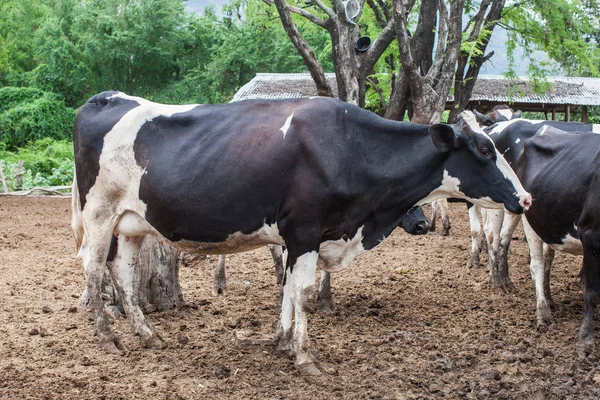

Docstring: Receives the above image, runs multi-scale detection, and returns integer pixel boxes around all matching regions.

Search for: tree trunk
[137,235,185,312]
[329,19,361,105]
[103,235,185,315]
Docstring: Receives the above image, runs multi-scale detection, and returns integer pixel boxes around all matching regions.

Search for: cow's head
[474,105,521,126]
[399,206,429,235]
[428,111,531,214]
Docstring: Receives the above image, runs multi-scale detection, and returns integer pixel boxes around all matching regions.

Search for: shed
[233,73,600,122]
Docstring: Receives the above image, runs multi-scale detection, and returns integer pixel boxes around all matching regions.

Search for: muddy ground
[1,196,600,399]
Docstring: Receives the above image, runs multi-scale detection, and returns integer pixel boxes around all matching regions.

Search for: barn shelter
[233,73,600,122]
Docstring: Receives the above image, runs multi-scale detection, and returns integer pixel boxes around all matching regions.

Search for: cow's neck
[352,122,451,249]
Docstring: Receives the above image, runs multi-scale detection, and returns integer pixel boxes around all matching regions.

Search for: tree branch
[358,17,396,76]
[287,5,328,28]
[273,0,334,97]
[313,0,336,20]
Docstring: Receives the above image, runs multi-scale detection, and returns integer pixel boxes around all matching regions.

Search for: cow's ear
[513,110,522,119]
[429,124,458,152]
[474,110,493,126]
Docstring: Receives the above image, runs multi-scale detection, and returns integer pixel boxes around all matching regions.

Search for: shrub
[0,138,74,190]
[0,87,76,150]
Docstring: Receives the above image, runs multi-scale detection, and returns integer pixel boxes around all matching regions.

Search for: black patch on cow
[73,91,140,208]
[517,132,598,246]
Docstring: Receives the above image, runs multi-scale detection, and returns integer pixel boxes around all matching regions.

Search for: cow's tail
[71,173,84,252]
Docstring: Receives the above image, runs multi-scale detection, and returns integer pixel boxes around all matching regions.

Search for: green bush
[0,87,76,150]
[0,138,74,190]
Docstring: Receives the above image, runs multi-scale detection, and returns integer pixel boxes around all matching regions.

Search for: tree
[266,0,396,105]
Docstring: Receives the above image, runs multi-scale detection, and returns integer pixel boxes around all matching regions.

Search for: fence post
[16,160,23,191]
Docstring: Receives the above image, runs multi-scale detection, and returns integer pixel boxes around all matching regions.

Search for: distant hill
[184,0,561,76]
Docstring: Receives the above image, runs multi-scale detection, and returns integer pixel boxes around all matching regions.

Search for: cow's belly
[317,227,366,273]
[167,222,285,255]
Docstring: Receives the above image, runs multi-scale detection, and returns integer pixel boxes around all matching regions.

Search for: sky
[185,0,229,14]
[183,0,559,76]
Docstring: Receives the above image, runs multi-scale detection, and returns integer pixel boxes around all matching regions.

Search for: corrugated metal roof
[231,73,338,102]
[231,73,600,106]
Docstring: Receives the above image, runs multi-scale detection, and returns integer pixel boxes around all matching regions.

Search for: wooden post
[16,160,23,191]
[582,106,588,123]
[565,105,571,122]
[551,108,556,120]
[0,163,8,193]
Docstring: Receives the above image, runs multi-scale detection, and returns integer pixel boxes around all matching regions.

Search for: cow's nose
[415,221,429,234]
[520,193,532,210]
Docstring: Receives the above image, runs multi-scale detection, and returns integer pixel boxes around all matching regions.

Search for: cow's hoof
[577,336,595,358]
[317,301,336,316]
[296,362,322,376]
[536,306,553,327]
[99,335,127,355]
[441,228,450,237]
[491,278,516,294]
[141,332,166,349]
[467,257,480,269]
[212,286,226,296]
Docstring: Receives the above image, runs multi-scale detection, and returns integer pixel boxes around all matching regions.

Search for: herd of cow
[70,91,599,375]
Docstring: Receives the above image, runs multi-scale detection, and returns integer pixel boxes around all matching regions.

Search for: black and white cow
[73,91,530,374]
[480,119,600,292]
[514,128,600,354]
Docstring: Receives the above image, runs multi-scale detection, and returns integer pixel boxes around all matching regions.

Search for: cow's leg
[429,201,438,232]
[317,271,335,314]
[577,237,600,356]
[268,245,285,285]
[79,225,125,354]
[275,243,320,374]
[439,199,451,236]
[542,244,555,309]
[290,251,320,374]
[467,204,482,268]
[275,260,293,356]
[212,255,227,296]
[485,209,515,293]
[494,212,520,292]
[107,234,165,349]
[522,217,553,326]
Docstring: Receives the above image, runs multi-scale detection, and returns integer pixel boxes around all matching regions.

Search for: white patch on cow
[493,146,531,209]
[83,93,199,231]
[418,170,462,205]
[174,221,284,254]
[503,147,510,155]
[280,113,294,138]
[538,125,549,136]
[496,109,515,120]
[550,233,583,255]
[318,226,366,273]
[515,138,521,144]
[279,263,293,332]
[487,119,522,135]
[593,124,600,133]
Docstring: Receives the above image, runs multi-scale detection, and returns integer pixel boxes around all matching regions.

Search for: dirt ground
[1,197,600,399]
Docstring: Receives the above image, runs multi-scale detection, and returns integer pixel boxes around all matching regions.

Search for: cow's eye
[480,146,494,159]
